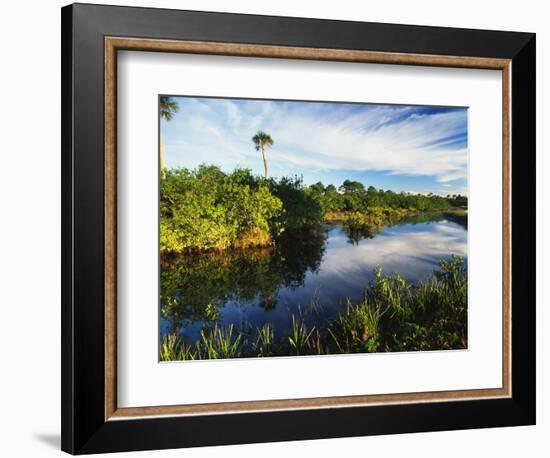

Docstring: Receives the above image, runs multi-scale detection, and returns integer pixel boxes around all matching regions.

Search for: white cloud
[163,98,468,188]
[269,107,467,181]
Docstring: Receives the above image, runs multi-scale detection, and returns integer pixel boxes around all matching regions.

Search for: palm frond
[160,96,179,121]
[252,130,274,148]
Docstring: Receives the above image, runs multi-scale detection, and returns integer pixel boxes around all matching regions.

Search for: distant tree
[321,184,343,212]
[339,180,365,195]
[309,182,326,194]
[252,131,274,178]
[338,180,366,211]
[159,96,179,178]
[366,186,380,207]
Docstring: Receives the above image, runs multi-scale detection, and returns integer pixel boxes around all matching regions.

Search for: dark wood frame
[62,3,536,454]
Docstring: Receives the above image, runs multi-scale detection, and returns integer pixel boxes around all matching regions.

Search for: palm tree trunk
[160,136,165,179]
[261,144,268,178]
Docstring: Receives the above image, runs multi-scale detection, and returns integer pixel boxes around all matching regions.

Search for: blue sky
[161,96,468,196]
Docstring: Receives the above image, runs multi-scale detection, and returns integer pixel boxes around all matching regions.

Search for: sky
[161,96,468,196]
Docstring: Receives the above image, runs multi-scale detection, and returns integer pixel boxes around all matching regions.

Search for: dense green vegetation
[160,166,284,252]
[160,255,467,360]
[160,165,467,253]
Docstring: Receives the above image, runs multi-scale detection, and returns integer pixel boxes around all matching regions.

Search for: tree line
[307,179,467,214]
[160,165,467,253]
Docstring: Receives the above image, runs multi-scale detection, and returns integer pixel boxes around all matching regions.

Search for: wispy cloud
[162,97,468,195]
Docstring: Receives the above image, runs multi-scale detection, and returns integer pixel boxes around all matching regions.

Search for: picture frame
[61,3,536,454]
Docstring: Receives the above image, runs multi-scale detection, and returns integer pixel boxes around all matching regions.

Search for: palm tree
[252,131,274,179]
[159,96,179,177]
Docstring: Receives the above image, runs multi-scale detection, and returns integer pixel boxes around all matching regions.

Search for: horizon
[161,96,468,197]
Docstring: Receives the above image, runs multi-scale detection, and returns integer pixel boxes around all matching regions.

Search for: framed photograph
[61,3,536,454]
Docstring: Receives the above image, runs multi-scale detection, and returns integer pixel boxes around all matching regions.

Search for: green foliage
[288,315,317,355]
[367,267,412,317]
[159,96,179,121]
[204,303,220,323]
[198,324,244,359]
[269,176,324,231]
[160,256,468,360]
[160,324,245,362]
[160,165,466,254]
[327,255,467,354]
[328,299,383,354]
[160,166,283,252]
[372,255,468,352]
[309,181,466,214]
[446,194,468,208]
[252,131,274,150]
[160,334,197,361]
[321,184,344,212]
[253,323,275,357]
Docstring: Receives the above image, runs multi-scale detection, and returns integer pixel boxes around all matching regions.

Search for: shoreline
[160,208,468,255]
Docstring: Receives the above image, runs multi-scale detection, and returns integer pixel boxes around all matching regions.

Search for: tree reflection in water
[160,229,327,334]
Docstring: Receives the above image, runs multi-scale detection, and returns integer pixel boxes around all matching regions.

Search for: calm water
[160,212,467,344]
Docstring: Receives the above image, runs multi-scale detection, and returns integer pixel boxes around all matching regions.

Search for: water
[160,212,467,344]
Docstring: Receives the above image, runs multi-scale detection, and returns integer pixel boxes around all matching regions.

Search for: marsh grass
[328,299,383,354]
[253,323,275,357]
[160,334,197,361]
[288,315,317,355]
[159,256,467,361]
[199,324,244,359]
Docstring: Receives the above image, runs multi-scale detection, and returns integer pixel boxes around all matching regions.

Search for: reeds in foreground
[160,255,467,361]
[253,323,275,357]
